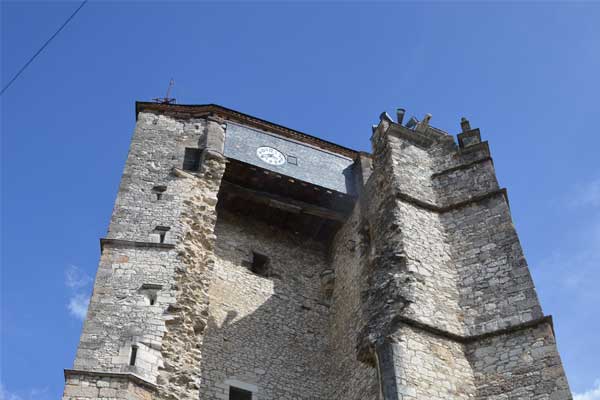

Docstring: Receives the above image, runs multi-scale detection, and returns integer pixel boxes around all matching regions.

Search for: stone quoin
[62,102,572,400]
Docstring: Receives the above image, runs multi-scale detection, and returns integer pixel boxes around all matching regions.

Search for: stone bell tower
[62,102,571,400]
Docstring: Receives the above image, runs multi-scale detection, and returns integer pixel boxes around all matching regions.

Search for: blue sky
[1,1,599,399]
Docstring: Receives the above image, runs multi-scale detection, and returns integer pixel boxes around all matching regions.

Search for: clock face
[256,146,286,166]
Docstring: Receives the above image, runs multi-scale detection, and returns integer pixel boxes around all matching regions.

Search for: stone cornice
[64,369,158,391]
[100,238,175,253]
[386,124,435,148]
[395,188,508,213]
[431,157,494,179]
[392,315,555,344]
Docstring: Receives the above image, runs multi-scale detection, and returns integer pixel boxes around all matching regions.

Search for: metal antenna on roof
[153,79,176,104]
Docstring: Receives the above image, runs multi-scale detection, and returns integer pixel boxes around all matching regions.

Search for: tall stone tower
[62,103,572,400]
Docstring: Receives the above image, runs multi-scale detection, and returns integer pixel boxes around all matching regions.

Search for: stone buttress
[357,113,572,399]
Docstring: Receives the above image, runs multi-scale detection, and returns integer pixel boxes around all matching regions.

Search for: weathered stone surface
[356,118,571,399]
[328,207,380,400]
[63,107,572,400]
[199,211,332,399]
[156,151,226,400]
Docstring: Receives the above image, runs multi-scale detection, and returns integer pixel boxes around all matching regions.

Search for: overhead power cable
[1,0,88,96]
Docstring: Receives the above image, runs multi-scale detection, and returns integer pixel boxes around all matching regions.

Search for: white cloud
[65,265,92,320]
[0,383,22,400]
[0,383,48,400]
[68,293,90,320]
[543,178,600,294]
[65,265,92,289]
[575,380,600,400]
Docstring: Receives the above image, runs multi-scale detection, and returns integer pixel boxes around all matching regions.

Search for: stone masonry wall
[358,118,572,399]
[157,152,226,400]
[199,210,332,400]
[395,199,464,335]
[358,123,465,359]
[443,195,544,336]
[71,112,207,379]
[432,158,499,206]
[72,244,178,379]
[63,372,154,400]
[65,107,572,400]
[467,323,571,400]
[328,206,380,400]
[386,325,476,399]
[64,112,226,400]
[107,112,208,242]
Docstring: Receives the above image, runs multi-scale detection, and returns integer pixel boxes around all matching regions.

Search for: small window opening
[149,294,156,305]
[152,185,167,200]
[129,345,138,366]
[229,387,252,400]
[287,155,298,165]
[251,252,270,277]
[183,148,202,171]
[155,226,170,244]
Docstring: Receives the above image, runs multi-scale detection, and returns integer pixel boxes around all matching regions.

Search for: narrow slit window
[251,252,270,277]
[155,226,170,244]
[229,387,252,400]
[152,185,167,200]
[129,345,138,366]
[183,148,202,171]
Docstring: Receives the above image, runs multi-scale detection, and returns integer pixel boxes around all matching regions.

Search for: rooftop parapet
[372,108,490,153]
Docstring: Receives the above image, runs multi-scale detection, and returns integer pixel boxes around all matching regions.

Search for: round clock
[256,146,286,166]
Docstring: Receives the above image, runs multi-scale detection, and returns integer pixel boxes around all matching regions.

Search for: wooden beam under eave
[219,181,347,223]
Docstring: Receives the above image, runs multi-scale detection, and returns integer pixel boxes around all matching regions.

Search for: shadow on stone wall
[197,211,334,400]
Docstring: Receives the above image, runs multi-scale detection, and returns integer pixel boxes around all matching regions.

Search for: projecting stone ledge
[390,314,556,344]
[394,187,509,213]
[99,238,176,253]
[64,369,158,389]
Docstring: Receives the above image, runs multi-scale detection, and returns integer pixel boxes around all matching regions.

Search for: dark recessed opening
[251,252,270,277]
[149,294,156,305]
[183,148,202,171]
[155,226,170,244]
[129,345,138,366]
[229,387,252,400]
[153,185,167,200]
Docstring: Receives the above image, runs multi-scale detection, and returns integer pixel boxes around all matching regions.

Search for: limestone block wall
[199,211,332,400]
[443,196,544,335]
[359,122,465,360]
[63,371,154,400]
[382,325,476,399]
[385,136,437,204]
[394,200,463,334]
[157,153,226,400]
[359,117,572,399]
[72,244,178,377]
[107,112,207,242]
[71,112,206,378]
[328,207,379,400]
[467,323,571,399]
[64,106,572,400]
[64,112,227,400]
[432,158,499,206]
